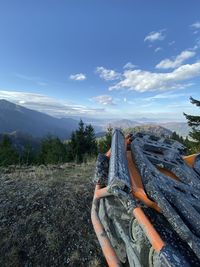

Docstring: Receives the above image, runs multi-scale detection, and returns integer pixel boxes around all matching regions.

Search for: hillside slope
[0,99,78,139]
[160,122,189,137]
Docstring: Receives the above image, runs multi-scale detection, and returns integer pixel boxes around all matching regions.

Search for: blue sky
[0,0,200,121]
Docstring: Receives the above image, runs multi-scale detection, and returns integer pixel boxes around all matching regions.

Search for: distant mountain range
[103,119,189,137]
[0,100,190,139]
[159,122,190,138]
[124,125,172,137]
[0,99,80,139]
[107,119,141,129]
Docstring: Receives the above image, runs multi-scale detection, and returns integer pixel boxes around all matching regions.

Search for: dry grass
[0,162,106,267]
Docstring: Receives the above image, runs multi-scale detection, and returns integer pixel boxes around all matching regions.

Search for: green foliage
[183,97,200,153]
[97,126,113,153]
[0,120,98,165]
[67,120,97,163]
[184,137,199,154]
[184,97,200,143]
[0,135,19,166]
[85,124,98,155]
[38,136,67,164]
[20,143,36,165]
[170,131,199,155]
[171,131,184,144]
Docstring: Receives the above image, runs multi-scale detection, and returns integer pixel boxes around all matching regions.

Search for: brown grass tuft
[0,161,106,266]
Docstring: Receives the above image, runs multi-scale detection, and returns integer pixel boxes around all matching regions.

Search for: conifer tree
[39,136,67,164]
[171,131,184,144]
[68,120,97,163]
[0,135,19,166]
[66,132,76,161]
[105,125,113,147]
[74,120,86,163]
[85,124,97,156]
[21,143,36,165]
[184,97,200,143]
[98,125,113,153]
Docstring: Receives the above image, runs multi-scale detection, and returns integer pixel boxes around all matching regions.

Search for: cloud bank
[156,50,196,69]
[0,91,104,117]
[109,62,200,92]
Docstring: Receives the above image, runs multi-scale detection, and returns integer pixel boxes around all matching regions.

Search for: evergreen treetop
[184,96,200,145]
[68,120,97,163]
[0,135,19,166]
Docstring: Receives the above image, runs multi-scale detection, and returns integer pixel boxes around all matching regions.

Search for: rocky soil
[0,162,106,267]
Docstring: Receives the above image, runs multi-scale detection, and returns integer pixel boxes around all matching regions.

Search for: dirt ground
[0,162,106,267]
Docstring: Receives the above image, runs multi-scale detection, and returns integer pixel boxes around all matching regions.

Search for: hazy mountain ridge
[103,119,188,137]
[0,100,189,140]
[159,122,190,138]
[108,119,142,129]
[124,125,172,137]
[0,99,79,139]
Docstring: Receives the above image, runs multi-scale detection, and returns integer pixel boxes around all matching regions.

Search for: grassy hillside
[0,162,105,267]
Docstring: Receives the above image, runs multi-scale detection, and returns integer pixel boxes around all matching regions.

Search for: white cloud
[144,30,165,42]
[123,62,137,69]
[154,47,162,53]
[156,50,196,69]
[191,21,200,29]
[96,66,121,81]
[92,95,115,105]
[0,90,104,117]
[69,73,86,81]
[109,61,200,92]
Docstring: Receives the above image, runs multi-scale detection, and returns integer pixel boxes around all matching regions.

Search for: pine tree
[66,132,76,161]
[39,136,67,164]
[184,97,200,152]
[85,124,97,156]
[171,131,184,144]
[21,143,36,165]
[0,135,19,166]
[184,97,200,142]
[98,126,113,153]
[74,120,86,163]
[67,120,97,163]
[105,125,113,147]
